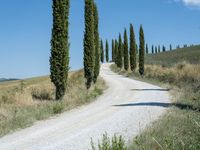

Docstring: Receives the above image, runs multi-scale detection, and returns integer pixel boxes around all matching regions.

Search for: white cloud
[175,0,200,7]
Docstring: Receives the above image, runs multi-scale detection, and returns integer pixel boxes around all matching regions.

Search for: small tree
[146,43,148,54]
[123,28,129,70]
[106,40,109,62]
[170,44,172,51]
[129,24,137,71]
[112,39,115,62]
[83,0,95,89]
[117,34,123,68]
[93,3,100,83]
[50,0,70,100]
[155,46,158,53]
[152,45,154,54]
[139,25,145,76]
[100,40,104,63]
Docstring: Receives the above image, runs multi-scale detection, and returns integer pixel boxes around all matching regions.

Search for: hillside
[145,45,200,66]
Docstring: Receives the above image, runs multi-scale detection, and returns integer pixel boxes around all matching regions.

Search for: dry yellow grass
[0,70,106,137]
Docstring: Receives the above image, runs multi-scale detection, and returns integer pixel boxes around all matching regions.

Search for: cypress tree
[50,0,70,100]
[100,40,104,63]
[106,40,109,62]
[123,29,129,70]
[139,25,145,76]
[83,0,95,89]
[163,45,166,52]
[146,43,149,54]
[155,46,158,53]
[170,44,172,51]
[112,39,115,62]
[93,3,100,83]
[117,34,123,68]
[129,24,137,71]
[158,45,161,53]
[152,45,154,54]
[114,39,118,64]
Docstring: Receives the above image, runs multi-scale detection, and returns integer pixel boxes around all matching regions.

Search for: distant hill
[0,78,19,82]
[145,45,200,67]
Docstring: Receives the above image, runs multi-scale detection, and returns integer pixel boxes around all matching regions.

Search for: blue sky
[0,0,199,79]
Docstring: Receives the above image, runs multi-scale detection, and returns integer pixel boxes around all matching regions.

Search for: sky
[0,0,200,79]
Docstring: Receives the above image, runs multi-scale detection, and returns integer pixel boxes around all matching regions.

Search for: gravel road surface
[0,63,170,150]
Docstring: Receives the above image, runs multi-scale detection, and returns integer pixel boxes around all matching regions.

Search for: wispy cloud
[174,0,200,7]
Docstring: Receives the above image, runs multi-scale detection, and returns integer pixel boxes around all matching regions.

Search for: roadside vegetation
[0,70,106,137]
[109,46,200,149]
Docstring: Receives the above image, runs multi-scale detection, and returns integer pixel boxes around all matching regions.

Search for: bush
[31,88,53,100]
[91,133,127,150]
[53,103,64,114]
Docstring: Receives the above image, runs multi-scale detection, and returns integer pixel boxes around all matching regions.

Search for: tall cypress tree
[163,45,166,52]
[146,43,149,54]
[158,45,161,53]
[83,0,95,89]
[50,0,70,100]
[114,39,118,64]
[170,44,172,51]
[100,40,104,63]
[106,40,109,62]
[93,3,100,83]
[123,28,129,70]
[117,34,123,68]
[155,46,158,53]
[152,45,154,54]
[139,25,145,76]
[112,39,115,62]
[129,24,137,71]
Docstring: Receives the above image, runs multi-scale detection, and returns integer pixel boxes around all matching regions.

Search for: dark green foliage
[163,45,166,52]
[50,0,70,100]
[136,44,138,54]
[83,0,95,89]
[158,45,161,53]
[145,43,148,54]
[155,46,158,53]
[106,40,109,62]
[139,25,145,76]
[112,40,115,62]
[100,40,104,63]
[93,3,100,83]
[170,44,172,51]
[123,29,129,70]
[117,34,123,68]
[129,24,137,71]
[114,39,118,64]
[151,45,154,54]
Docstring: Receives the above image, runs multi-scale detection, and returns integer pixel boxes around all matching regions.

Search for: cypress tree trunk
[84,0,95,89]
[139,25,145,76]
[123,29,129,70]
[117,34,123,68]
[129,24,137,71]
[100,40,104,63]
[112,40,115,62]
[93,3,100,83]
[106,40,109,62]
[50,0,70,100]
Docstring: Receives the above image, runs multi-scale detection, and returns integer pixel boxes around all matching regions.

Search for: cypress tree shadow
[131,89,170,91]
[113,102,200,112]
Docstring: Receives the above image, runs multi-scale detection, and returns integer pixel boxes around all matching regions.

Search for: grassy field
[145,45,200,67]
[0,70,106,137]
[110,45,200,150]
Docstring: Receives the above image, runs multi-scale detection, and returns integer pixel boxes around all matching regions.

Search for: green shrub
[91,133,127,150]
[53,103,64,114]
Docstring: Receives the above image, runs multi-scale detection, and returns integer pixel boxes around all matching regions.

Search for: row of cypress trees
[111,24,145,76]
[83,0,100,89]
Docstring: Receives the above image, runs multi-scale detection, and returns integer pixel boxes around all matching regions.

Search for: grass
[109,45,200,149]
[145,45,200,67]
[0,70,106,137]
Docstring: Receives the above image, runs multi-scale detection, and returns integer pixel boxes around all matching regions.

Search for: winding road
[0,63,170,150]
